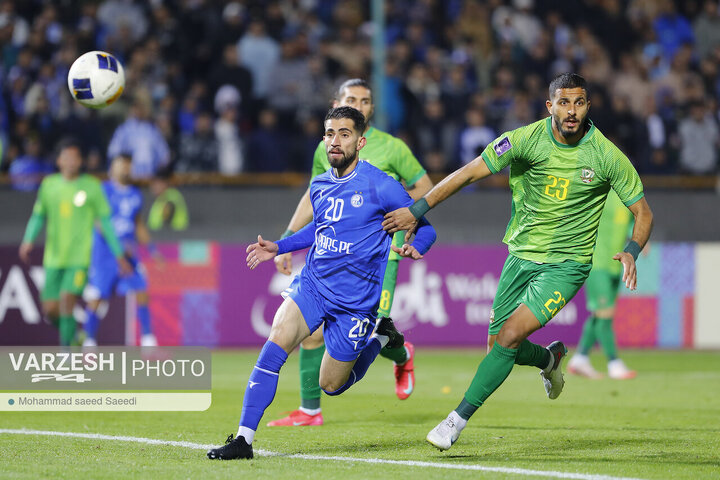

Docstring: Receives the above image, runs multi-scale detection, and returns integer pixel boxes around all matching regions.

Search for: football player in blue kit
[207,106,437,460]
[82,153,160,347]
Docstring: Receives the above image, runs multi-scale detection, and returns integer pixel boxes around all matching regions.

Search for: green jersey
[591,190,634,274]
[481,117,643,264]
[30,174,112,268]
[311,126,426,185]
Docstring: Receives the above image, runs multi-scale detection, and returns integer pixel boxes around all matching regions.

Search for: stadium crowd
[1,0,719,185]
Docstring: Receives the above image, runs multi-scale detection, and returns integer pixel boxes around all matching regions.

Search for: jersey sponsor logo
[493,137,512,157]
[315,226,353,256]
[350,193,363,208]
[73,190,87,207]
[580,167,596,184]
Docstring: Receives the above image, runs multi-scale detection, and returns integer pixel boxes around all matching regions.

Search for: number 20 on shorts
[348,317,370,339]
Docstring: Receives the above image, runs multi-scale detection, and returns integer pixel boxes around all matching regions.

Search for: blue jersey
[300,161,421,312]
[92,181,143,264]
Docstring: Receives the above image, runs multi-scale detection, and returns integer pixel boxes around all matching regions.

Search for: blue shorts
[283,273,376,362]
[85,256,148,300]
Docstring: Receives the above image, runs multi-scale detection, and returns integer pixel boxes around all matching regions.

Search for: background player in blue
[82,153,161,347]
[207,106,437,460]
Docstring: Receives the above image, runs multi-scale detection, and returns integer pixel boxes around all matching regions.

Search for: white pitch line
[0,428,646,480]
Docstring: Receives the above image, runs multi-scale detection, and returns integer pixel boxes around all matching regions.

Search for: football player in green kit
[269,79,433,426]
[383,73,654,451]
[19,140,131,346]
[568,190,637,379]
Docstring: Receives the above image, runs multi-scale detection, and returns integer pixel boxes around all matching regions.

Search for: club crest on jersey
[351,193,363,207]
[493,137,512,156]
[580,167,596,184]
[73,190,87,207]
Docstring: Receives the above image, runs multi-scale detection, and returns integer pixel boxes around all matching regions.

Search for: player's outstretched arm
[275,187,314,275]
[383,156,493,234]
[246,235,279,270]
[20,210,46,263]
[613,197,654,290]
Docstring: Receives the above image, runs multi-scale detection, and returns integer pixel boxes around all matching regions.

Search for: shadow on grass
[292,435,720,468]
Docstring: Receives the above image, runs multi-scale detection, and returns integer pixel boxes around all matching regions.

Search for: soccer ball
[67,51,125,109]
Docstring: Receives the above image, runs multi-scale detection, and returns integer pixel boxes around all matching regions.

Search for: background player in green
[568,190,637,379]
[383,73,654,451]
[270,78,434,426]
[19,139,131,346]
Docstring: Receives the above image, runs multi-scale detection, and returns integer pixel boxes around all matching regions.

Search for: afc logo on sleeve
[494,137,512,157]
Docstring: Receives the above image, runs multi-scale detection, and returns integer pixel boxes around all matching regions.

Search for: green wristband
[281,229,295,239]
[623,241,642,261]
[408,198,430,219]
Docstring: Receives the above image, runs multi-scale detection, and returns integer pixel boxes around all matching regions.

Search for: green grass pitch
[1,349,719,479]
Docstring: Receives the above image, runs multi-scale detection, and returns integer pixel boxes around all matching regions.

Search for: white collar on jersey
[328,160,364,184]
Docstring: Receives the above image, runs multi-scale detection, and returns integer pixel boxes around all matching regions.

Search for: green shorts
[584,269,621,312]
[489,255,591,335]
[42,267,88,301]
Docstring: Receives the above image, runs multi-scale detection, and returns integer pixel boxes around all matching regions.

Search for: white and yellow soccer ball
[67,51,125,109]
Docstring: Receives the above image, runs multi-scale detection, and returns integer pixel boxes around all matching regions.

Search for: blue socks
[239,341,288,436]
[84,308,99,339]
[137,304,152,335]
[323,337,382,396]
[84,303,152,340]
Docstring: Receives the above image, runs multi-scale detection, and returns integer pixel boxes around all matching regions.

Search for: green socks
[578,315,598,355]
[463,343,518,410]
[380,344,407,364]
[299,345,324,410]
[577,315,618,360]
[594,317,618,360]
[59,314,76,346]
[514,339,550,368]
[455,398,479,420]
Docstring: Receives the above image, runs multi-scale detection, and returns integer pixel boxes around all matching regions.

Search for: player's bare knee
[594,307,615,318]
[43,302,59,319]
[496,323,526,349]
[319,375,345,393]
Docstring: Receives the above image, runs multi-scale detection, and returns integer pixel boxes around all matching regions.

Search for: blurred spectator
[97,0,148,45]
[678,100,719,174]
[613,53,652,118]
[8,134,52,191]
[107,90,170,179]
[266,37,311,128]
[148,168,188,232]
[653,0,695,61]
[694,1,720,60]
[417,98,458,171]
[218,2,246,46]
[459,108,496,166]
[500,94,534,132]
[208,44,254,117]
[0,1,30,49]
[176,111,219,173]
[293,115,322,172]
[246,108,286,172]
[237,19,280,100]
[215,104,244,175]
